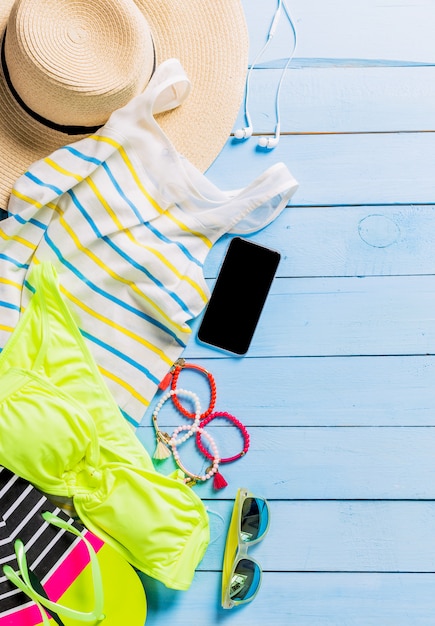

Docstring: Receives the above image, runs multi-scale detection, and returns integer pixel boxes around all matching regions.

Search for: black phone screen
[197,237,281,355]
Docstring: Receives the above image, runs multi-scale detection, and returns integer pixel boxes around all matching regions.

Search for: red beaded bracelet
[159,358,217,420]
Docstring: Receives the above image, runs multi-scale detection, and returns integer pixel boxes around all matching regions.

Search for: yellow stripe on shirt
[0,225,37,251]
[98,365,150,409]
[85,177,209,303]
[44,157,84,182]
[90,135,213,249]
[0,276,23,290]
[60,284,174,366]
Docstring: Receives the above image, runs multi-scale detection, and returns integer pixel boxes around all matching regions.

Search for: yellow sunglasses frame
[221,487,270,609]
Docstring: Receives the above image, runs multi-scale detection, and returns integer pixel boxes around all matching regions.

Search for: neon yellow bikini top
[0,263,209,591]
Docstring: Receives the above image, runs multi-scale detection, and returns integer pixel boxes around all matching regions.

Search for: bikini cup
[0,368,100,493]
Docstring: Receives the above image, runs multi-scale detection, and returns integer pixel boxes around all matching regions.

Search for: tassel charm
[153,439,172,460]
[158,371,173,390]
[213,471,228,490]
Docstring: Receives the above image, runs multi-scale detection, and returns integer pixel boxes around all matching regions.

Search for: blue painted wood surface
[137,1,435,623]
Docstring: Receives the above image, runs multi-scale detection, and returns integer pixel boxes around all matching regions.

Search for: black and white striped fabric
[0,465,83,617]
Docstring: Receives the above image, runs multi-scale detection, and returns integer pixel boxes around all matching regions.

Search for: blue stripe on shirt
[80,328,160,385]
[67,188,195,317]
[43,230,186,348]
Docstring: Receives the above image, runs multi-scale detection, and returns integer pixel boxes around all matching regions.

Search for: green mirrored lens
[230,558,261,602]
[240,497,269,542]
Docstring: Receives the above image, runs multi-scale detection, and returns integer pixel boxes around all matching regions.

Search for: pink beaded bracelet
[196,411,250,488]
[197,411,250,463]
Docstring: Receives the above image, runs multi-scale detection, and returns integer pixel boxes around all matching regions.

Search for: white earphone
[234,124,253,140]
[234,0,297,149]
[258,132,280,149]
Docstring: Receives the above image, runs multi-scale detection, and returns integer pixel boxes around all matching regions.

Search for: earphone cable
[272,0,297,141]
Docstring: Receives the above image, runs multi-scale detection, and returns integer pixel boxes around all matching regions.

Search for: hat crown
[4,0,155,127]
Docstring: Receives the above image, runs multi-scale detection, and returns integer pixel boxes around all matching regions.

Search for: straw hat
[0,0,248,209]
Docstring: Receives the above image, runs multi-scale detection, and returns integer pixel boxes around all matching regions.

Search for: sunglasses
[221,487,270,609]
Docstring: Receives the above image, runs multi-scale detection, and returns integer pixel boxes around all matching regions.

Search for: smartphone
[197,237,281,355]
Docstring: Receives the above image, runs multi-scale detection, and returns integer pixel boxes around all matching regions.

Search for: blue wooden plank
[140,355,435,427]
[233,68,435,135]
[207,133,435,206]
[141,572,435,626]
[198,500,435,572]
[138,426,435,499]
[203,205,435,278]
[243,0,435,64]
[184,276,435,358]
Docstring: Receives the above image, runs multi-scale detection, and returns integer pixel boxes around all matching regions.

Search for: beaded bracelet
[196,411,250,488]
[197,411,250,462]
[170,424,220,486]
[152,388,221,486]
[152,388,201,460]
[159,358,217,420]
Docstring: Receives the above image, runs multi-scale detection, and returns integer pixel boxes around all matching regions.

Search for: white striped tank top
[0,59,298,426]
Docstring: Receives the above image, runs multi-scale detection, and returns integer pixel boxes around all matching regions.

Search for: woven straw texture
[0,0,248,209]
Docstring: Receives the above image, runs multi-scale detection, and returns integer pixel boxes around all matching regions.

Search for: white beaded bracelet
[170,423,220,484]
[152,388,220,484]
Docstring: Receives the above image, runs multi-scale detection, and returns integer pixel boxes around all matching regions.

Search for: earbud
[234,126,253,140]
[258,122,281,149]
[258,135,280,149]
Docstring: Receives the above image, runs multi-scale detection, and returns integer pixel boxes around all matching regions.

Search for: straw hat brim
[0,0,248,210]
